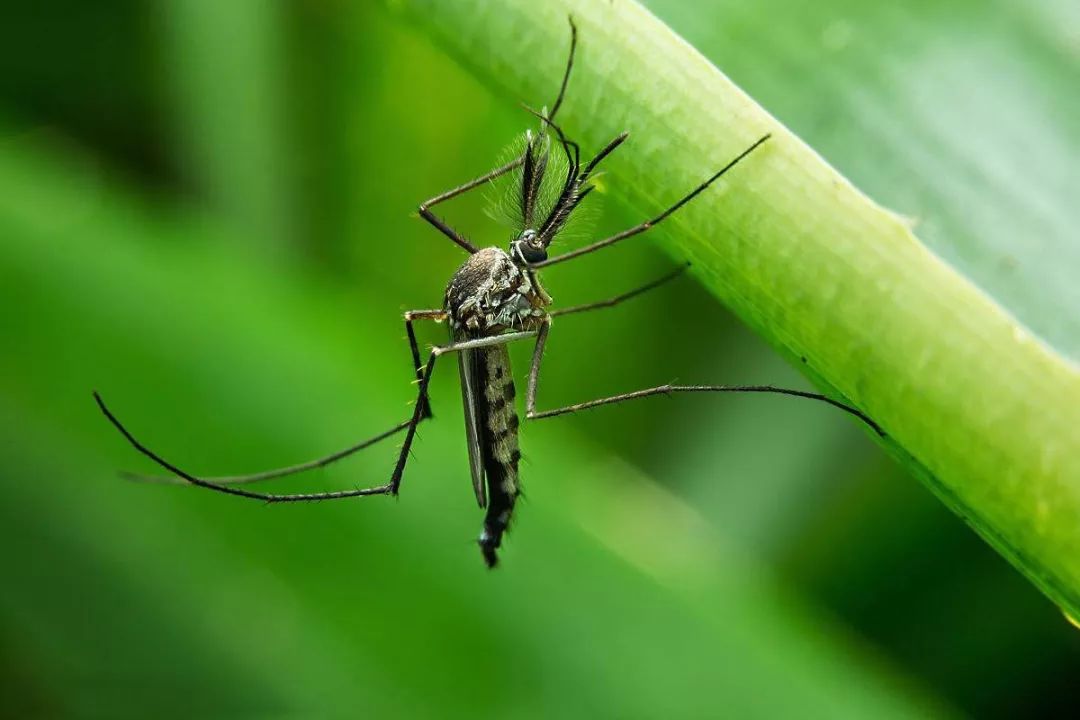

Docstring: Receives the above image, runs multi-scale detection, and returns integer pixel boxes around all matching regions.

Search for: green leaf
[381,0,1080,616]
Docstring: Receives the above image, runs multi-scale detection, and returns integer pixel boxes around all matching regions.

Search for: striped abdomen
[476,345,521,567]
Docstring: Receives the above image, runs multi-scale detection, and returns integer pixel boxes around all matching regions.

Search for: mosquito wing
[456,338,488,508]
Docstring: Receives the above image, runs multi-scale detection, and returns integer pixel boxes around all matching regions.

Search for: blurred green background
[1,1,1077,717]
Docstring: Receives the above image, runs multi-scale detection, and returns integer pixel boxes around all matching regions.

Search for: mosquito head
[510,228,547,265]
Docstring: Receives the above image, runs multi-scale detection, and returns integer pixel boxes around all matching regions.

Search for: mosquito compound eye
[512,230,546,264]
[518,241,547,264]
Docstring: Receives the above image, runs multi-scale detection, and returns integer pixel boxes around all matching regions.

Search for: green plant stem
[382,0,1080,614]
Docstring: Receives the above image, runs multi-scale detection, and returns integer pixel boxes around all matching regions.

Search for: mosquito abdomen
[477,345,521,567]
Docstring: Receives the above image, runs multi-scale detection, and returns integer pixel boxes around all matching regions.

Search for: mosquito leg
[546,17,577,120]
[418,157,524,255]
[530,134,772,269]
[523,318,879,434]
[527,381,884,436]
[418,18,578,255]
[96,391,401,502]
[417,18,577,255]
[550,263,689,319]
[121,418,415,487]
[405,309,448,419]
[122,311,451,487]
[524,264,691,421]
[524,318,552,419]
[95,331,539,503]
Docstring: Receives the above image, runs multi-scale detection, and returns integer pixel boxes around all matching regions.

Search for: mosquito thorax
[444,247,551,335]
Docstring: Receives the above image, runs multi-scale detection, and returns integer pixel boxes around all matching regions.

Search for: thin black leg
[550,264,689,318]
[419,17,579,254]
[528,384,883,436]
[522,320,882,436]
[418,158,524,255]
[527,266,691,411]
[384,328,540,498]
[95,331,540,503]
[121,309,451,487]
[122,419,415,487]
[525,318,551,418]
[405,309,448,419]
[547,17,577,120]
[531,134,772,269]
[96,391,399,502]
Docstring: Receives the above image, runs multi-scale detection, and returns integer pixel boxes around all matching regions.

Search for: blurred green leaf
[162,0,294,253]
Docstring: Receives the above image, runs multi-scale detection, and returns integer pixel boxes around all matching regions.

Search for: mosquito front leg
[417,18,580,256]
[530,134,772,269]
[418,158,524,255]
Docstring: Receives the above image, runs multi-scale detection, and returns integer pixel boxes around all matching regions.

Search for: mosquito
[95,19,882,568]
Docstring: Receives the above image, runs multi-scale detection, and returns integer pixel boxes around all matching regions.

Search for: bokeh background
[2,1,1078,717]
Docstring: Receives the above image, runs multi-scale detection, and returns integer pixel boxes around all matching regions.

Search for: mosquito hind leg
[120,311,451,488]
[97,331,540,503]
[522,320,882,436]
[96,391,400,502]
[97,347,436,503]
[527,376,883,435]
[121,417,415,487]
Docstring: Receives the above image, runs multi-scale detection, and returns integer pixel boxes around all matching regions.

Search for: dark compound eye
[514,230,546,263]
[519,242,547,263]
